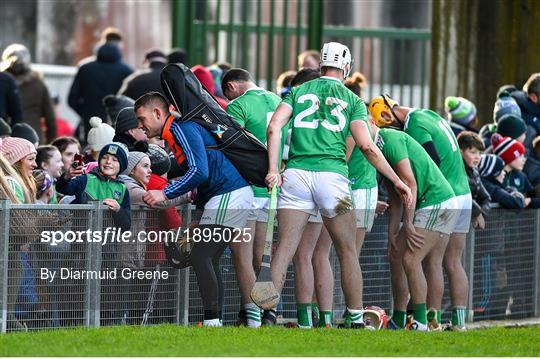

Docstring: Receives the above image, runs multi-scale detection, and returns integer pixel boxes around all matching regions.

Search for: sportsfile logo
[40,227,253,246]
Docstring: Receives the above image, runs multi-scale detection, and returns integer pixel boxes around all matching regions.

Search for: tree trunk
[430,0,540,125]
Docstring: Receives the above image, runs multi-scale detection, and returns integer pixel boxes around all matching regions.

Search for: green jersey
[376,128,455,209]
[404,108,470,196]
[348,134,377,190]
[227,87,283,198]
[282,76,368,178]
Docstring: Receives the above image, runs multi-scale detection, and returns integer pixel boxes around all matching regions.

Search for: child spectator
[457,131,491,229]
[86,117,115,161]
[36,145,63,203]
[523,136,540,189]
[56,142,131,231]
[51,136,81,173]
[496,114,527,144]
[478,154,526,209]
[444,96,478,136]
[0,136,37,202]
[32,169,55,204]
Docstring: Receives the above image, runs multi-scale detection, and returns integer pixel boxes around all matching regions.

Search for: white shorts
[200,186,254,229]
[452,193,473,234]
[278,169,353,218]
[247,197,270,222]
[353,187,378,231]
[308,212,323,223]
[413,197,460,235]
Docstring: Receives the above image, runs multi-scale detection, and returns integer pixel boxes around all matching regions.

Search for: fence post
[176,205,192,325]
[463,227,475,322]
[534,209,540,317]
[307,0,323,50]
[0,200,10,333]
[85,201,103,327]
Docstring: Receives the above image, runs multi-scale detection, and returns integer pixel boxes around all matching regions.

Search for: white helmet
[320,42,352,78]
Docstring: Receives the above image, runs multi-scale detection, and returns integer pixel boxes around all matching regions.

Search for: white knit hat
[87,117,115,152]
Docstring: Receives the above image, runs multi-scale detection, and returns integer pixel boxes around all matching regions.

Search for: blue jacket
[523,153,540,188]
[68,43,132,133]
[482,177,525,210]
[163,119,249,206]
[502,170,540,208]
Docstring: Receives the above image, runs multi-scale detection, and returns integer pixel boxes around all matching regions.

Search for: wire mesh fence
[0,201,539,332]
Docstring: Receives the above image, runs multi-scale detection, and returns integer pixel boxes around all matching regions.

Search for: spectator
[496,114,527,144]
[478,154,525,209]
[50,92,74,137]
[297,49,320,69]
[207,63,228,99]
[191,65,228,109]
[167,48,188,66]
[491,134,539,208]
[0,149,25,203]
[524,136,540,189]
[86,117,115,161]
[0,71,22,125]
[1,44,56,144]
[118,49,167,100]
[457,131,491,229]
[12,123,39,147]
[344,72,368,99]
[51,136,81,173]
[493,91,521,123]
[113,107,147,150]
[276,70,296,98]
[36,145,63,203]
[511,74,540,149]
[56,142,131,231]
[68,42,132,143]
[32,169,55,204]
[103,94,135,126]
[0,136,37,203]
[444,96,478,136]
[0,118,12,138]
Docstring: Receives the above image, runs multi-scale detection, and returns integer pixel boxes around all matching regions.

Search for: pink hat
[0,136,36,165]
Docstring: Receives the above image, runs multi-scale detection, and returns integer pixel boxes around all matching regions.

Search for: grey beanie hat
[123,151,148,175]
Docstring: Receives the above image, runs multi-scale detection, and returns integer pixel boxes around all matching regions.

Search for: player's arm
[346,136,355,161]
[421,141,441,166]
[266,103,292,187]
[349,120,413,208]
[393,158,424,251]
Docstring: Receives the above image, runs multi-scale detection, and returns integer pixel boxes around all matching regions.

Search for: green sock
[413,303,427,325]
[391,310,407,328]
[452,306,467,327]
[427,309,436,322]
[311,303,320,321]
[297,303,312,328]
[437,310,441,323]
[318,310,333,328]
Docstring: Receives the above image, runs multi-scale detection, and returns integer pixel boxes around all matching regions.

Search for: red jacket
[145,173,182,265]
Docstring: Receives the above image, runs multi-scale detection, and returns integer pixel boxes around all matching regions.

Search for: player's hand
[376,201,389,216]
[265,170,282,190]
[403,222,424,252]
[66,165,83,179]
[472,214,485,229]
[143,190,167,207]
[103,198,120,212]
[394,180,413,209]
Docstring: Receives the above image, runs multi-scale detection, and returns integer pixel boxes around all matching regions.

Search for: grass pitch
[1,324,539,356]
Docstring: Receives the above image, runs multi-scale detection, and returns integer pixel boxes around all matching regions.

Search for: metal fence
[1,201,539,332]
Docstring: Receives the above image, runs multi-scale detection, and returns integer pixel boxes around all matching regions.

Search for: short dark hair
[457,131,485,151]
[101,27,123,43]
[168,48,188,65]
[51,136,80,154]
[221,68,253,95]
[134,92,169,113]
[524,73,540,97]
[291,68,320,87]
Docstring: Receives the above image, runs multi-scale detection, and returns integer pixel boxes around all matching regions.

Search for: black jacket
[0,71,22,125]
[482,177,526,209]
[511,90,540,149]
[465,164,491,217]
[68,44,133,134]
[523,153,540,188]
[118,61,166,100]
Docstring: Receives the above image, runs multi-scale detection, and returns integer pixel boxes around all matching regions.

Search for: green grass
[1,325,539,356]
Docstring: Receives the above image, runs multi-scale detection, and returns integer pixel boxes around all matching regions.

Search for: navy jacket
[68,44,132,133]
[482,177,526,210]
[0,72,22,124]
[523,153,540,188]
[118,61,166,100]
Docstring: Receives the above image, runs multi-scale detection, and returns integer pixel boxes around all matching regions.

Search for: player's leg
[312,226,334,327]
[293,220,323,328]
[388,229,409,329]
[424,232,449,330]
[444,194,472,330]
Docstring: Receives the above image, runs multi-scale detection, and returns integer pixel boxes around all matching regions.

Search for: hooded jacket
[68,43,133,135]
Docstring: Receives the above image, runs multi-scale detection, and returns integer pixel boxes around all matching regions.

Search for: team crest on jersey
[113,191,122,200]
[212,125,226,139]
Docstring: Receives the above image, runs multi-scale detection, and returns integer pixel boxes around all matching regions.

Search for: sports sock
[346,307,363,324]
[245,303,261,328]
[391,310,407,328]
[318,310,333,328]
[413,303,427,325]
[437,310,441,323]
[297,303,313,328]
[452,306,467,327]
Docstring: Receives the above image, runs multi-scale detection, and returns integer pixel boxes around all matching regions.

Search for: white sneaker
[203,318,223,327]
[406,319,429,332]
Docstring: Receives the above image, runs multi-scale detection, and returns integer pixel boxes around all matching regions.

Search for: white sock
[347,308,364,324]
[203,318,222,327]
[245,303,262,328]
